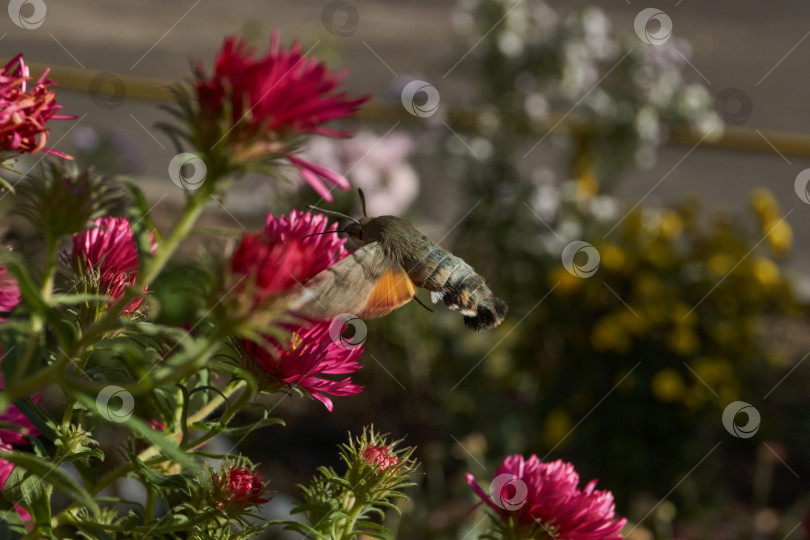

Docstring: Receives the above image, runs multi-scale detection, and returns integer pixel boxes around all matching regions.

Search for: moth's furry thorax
[346,216,431,267]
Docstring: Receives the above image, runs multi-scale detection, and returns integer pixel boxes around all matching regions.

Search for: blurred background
[4,0,810,538]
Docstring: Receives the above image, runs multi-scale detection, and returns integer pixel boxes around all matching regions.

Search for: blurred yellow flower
[618,309,648,336]
[750,188,779,222]
[599,244,626,272]
[552,266,583,292]
[659,210,683,240]
[751,258,780,287]
[591,316,632,353]
[577,168,599,200]
[765,218,792,256]
[671,303,697,326]
[667,325,699,355]
[651,368,686,402]
[707,254,735,276]
[636,273,664,299]
[544,408,573,447]
[692,357,733,386]
[623,211,643,238]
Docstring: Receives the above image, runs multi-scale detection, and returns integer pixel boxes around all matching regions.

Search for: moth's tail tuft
[464,297,508,331]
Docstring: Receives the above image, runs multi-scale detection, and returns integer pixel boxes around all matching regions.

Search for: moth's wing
[291,242,414,320]
[361,264,415,318]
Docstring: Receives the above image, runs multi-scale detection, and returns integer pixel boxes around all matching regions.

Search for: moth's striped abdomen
[403,244,508,331]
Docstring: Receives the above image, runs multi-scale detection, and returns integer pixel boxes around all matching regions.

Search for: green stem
[145,485,157,522]
[70,509,219,534]
[41,235,58,303]
[5,354,72,402]
[137,195,206,287]
[337,498,367,539]
[13,236,56,387]
[187,380,246,426]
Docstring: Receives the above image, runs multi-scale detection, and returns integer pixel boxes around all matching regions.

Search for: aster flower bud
[362,445,399,472]
[15,162,122,242]
[286,427,419,538]
[209,459,270,515]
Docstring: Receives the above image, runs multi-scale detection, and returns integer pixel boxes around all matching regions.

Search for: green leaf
[135,459,191,496]
[1,452,98,516]
[27,493,52,535]
[356,520,394,539]
[268,520,326,538]
[23,434,49,460]
[12,398,59,441]
[75,525,116,540]
[0,497,25,540]
[2,466,44,506]
[123,180,158,233]
[205,416,285,437]
[75,394,199,472]
[1,467,52,536]
[73,460,99,488]
[51,293,116,306]
[122,509,141,529]
[4,258,74,345]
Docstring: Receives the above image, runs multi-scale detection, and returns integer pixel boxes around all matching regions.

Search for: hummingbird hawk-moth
[292,190,508,330]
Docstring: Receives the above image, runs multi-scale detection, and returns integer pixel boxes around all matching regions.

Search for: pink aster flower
[71,217,155,314]
[212,464,269,512]
[243,319,363,412]
[193,33,369,201]
[0,265,20,321]
[230,210,348,304]
[467,455,626,540]
[0,54,74,158]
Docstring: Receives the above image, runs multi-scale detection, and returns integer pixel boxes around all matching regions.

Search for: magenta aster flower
[0,54,73,158]
[230,210,348,304]
[193,33,369,201]
[467,455,626,540]
[263,210,349,275]
[244,319,364,412]
[71,217,155,314]
[212,464,269,512]
[0,265,20,321]
[235,211,361,410]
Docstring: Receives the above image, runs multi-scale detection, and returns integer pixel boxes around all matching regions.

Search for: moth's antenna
[301,230,345,241]
[357,188,368,218]
[307,205,360,225]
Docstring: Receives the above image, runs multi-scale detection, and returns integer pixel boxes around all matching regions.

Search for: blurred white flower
[635,106,661,144]
[498,30,524,58]
[531,183,559,221]
[589,195,618,222]
[302,131,420,216]
[524,93,549,122]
